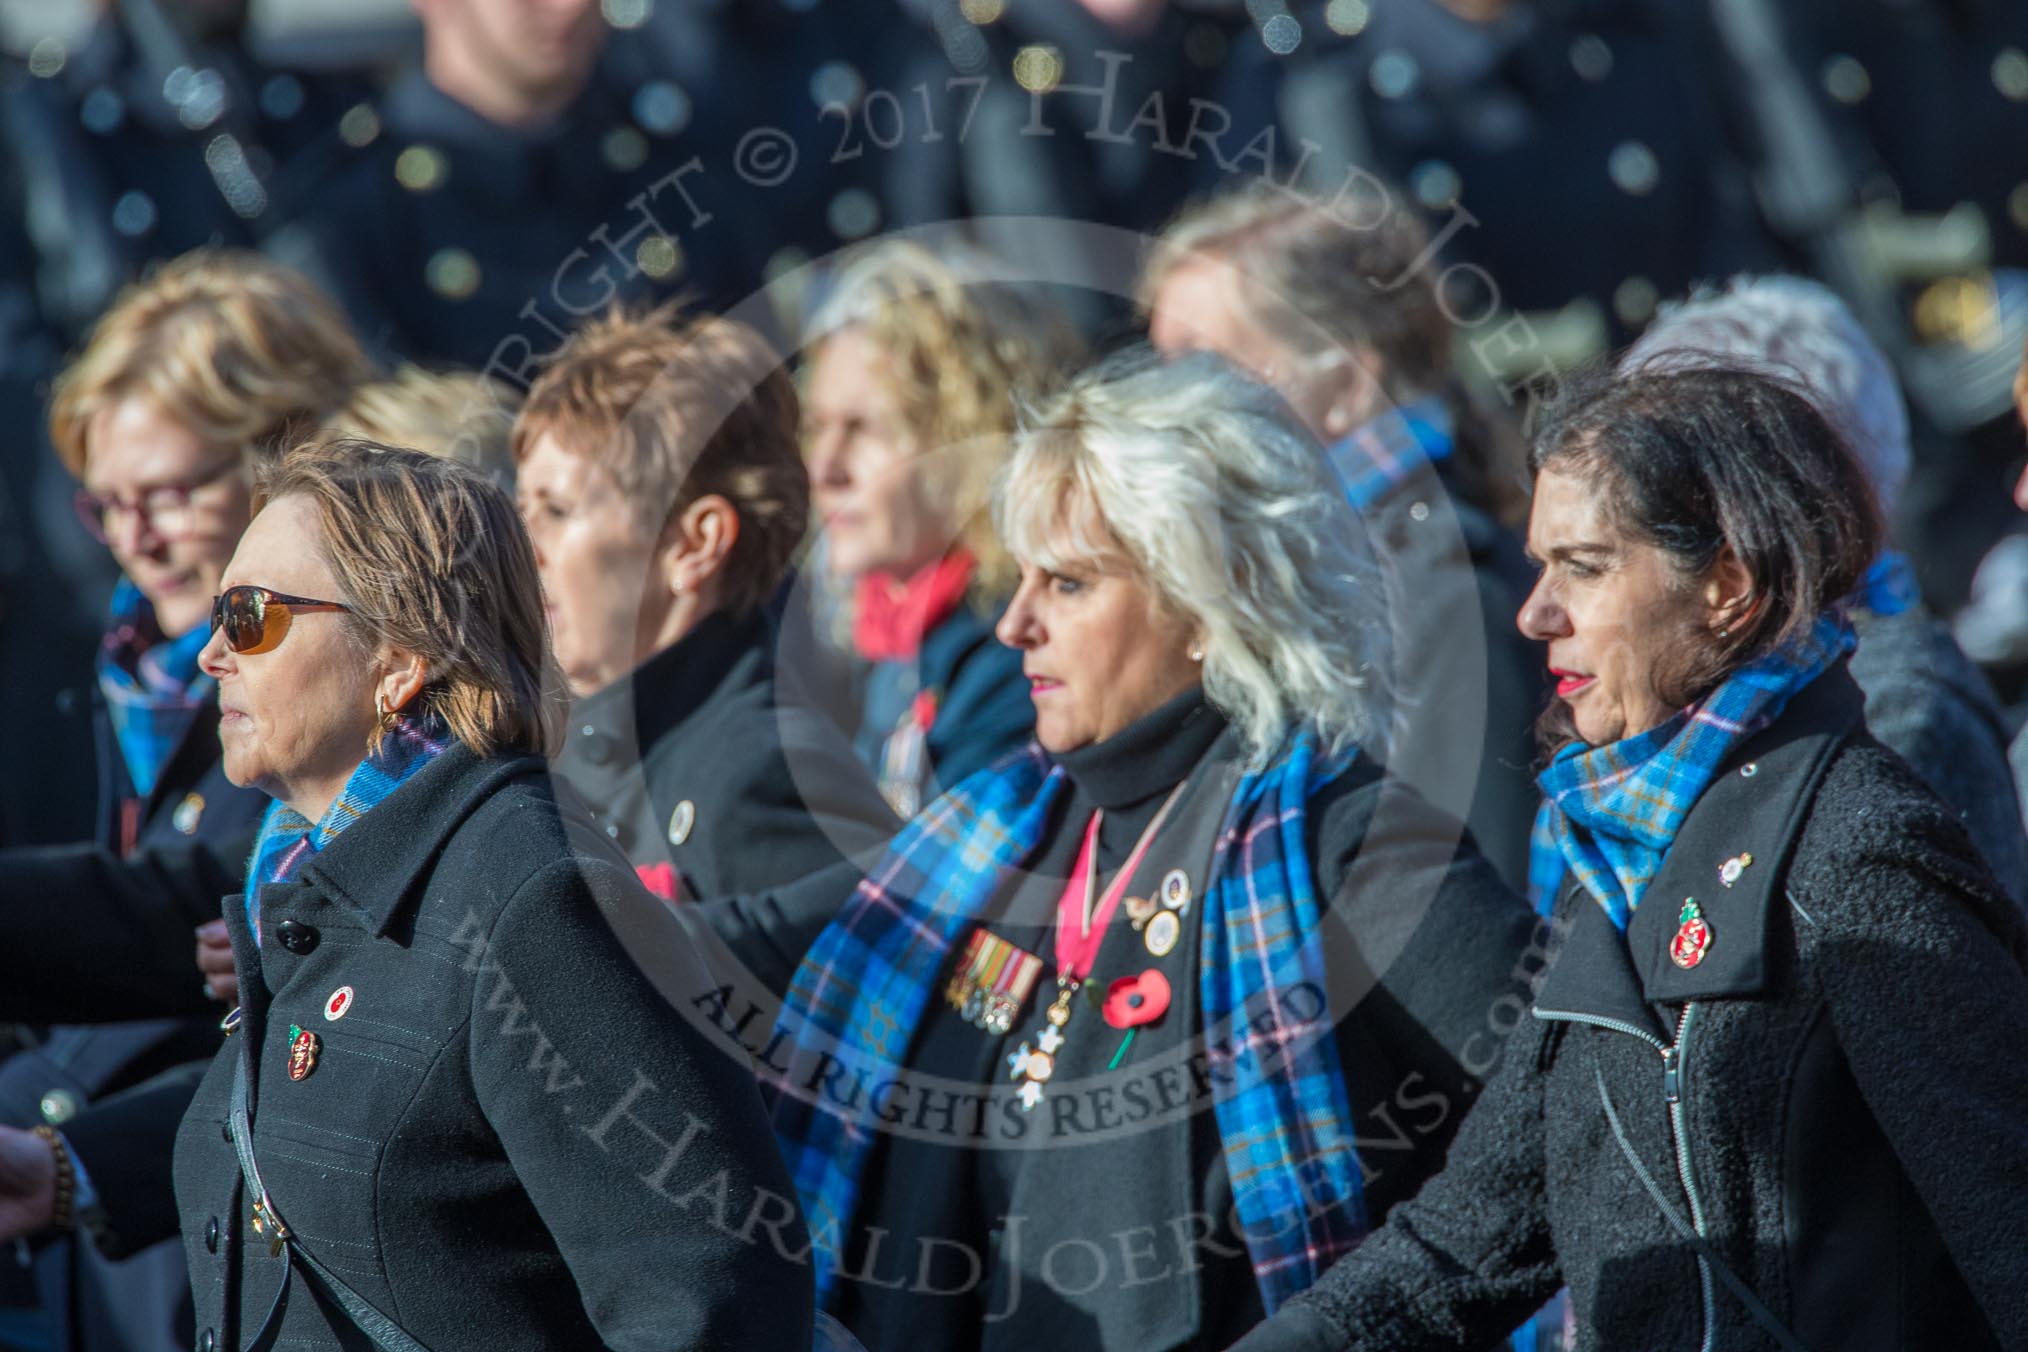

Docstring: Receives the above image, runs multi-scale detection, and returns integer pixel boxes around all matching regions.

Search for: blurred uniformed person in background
[1261,0,1774,345]
[0,0,366,347]
[1742,0,2028,617]
[265,0,761,371]
[882,0,1271,334]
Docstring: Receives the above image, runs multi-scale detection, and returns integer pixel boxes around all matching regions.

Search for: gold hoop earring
[375,692,397,732]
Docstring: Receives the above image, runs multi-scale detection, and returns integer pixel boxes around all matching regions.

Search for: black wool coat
[1235,663,2028,1352]
[169,742,815,1352]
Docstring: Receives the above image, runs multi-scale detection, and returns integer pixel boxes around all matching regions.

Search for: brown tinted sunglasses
[210,585,350,655]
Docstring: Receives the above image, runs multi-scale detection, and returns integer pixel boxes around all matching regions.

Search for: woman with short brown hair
[514,304,893,903]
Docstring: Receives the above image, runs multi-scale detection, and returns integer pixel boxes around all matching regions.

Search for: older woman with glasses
[0,251,368,1352]
[3,442,814,1351]
[715,352,1537,1352]
[1233,366,2028,1352]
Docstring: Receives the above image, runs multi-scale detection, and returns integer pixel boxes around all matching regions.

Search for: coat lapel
[1532,884,1668,1042]
[1535,662,1866,1029]
[1633,663,1865,1006]
[298,745,546,938]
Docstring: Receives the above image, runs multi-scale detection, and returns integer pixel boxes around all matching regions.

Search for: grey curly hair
[1623,274,1912,517]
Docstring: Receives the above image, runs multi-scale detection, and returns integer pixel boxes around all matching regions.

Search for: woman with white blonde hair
[754,350,1537,1352]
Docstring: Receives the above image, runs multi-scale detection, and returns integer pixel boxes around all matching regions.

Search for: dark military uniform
[1263,0,1775,344]
[1748,0,2028,611]
[263,44,763,372]
[881,0,1268,332]
[0,11,365,344]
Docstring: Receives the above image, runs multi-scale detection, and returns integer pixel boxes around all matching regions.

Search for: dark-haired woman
[1235,368,2028,1352]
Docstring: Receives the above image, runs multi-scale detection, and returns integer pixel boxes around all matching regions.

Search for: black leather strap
[228,1046,434,1352]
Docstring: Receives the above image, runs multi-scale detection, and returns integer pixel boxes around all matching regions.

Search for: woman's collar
[1053,686,1227,810]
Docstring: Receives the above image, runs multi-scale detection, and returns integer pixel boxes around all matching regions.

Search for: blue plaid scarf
[243,715,451,942]
[97,579,214,798]
[771,731,1367,1313]
[1854,550,1918,618]
[1325,396,1453,511]
[1528,614,1856,924]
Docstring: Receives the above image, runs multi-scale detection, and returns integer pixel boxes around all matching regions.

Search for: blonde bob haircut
[995,349,1389,764]
[322,367,520,486]
[256,440,566,759]
[806,241,1082,602]
[49,250,371,478]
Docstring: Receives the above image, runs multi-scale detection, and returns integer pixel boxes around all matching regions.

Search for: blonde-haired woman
[801,242,1080,816]
[320,366,520,484]
[758,351,1535,1351]
[0,250,369,1349]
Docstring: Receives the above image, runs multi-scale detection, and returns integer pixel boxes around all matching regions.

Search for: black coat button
[205,1217,219,1252]
[199,1330,215,1352]
[276,920,319,954]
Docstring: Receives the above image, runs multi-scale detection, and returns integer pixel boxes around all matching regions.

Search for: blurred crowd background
[3,0,2028,852]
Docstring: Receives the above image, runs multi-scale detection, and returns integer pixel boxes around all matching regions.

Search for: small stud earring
[1188,645,1205,664]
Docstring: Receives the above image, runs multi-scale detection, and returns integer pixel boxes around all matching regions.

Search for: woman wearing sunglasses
[0,251,369,1352]
[45,441,812,1351]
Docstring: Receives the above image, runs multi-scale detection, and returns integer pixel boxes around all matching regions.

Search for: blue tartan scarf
[1854,550,1918,618]
[771,731,1367,1313]
[243,715,451,942]
[1325,396,1453,511]
[97,579,214,798]
[1528,613,1856,924]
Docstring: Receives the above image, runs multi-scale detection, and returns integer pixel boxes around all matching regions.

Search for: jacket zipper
[1534,1001,1716,1350]
[1664,1002,1716,1352]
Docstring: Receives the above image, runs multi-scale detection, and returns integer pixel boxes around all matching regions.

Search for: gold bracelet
[29,1125,75,1234]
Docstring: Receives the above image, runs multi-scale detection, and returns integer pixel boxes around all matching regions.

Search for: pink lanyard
[1051,783,1185,980]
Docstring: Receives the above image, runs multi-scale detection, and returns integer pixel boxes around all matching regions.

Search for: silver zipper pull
[1662,1045,1682,1104]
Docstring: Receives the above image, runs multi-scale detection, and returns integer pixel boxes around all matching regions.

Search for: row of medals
[999,867,1193,1110]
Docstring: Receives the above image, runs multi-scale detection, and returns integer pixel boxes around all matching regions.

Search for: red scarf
[852,549,978,662]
